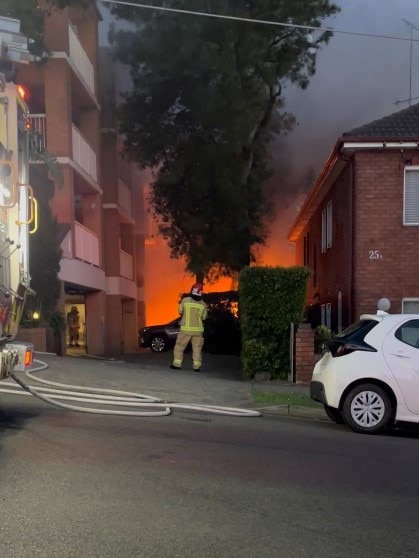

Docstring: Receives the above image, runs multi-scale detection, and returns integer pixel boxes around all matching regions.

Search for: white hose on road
[2,359,261,418]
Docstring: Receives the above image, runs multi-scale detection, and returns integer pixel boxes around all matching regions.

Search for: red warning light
[24,349,33,367]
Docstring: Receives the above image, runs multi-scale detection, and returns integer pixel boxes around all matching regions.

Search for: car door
[383,319,419,415]
[166,319,180,342]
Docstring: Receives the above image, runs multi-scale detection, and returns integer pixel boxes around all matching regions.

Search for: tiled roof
[343,103,419,138]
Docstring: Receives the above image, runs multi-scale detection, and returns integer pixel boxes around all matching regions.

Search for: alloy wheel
[151,337,167,352]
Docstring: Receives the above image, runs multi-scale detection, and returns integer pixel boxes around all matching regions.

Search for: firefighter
[170,283,208,372]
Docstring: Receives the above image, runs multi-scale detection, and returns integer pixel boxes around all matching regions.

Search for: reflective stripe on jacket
[178,296,207,333]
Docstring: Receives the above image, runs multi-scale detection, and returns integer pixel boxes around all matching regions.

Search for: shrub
[314,325,333,354]
[239,266,309,379]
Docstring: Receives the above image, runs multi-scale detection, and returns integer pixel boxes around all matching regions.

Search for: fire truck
[0,16,38,378]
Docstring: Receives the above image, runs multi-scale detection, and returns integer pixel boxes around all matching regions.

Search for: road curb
[257,405,329,421]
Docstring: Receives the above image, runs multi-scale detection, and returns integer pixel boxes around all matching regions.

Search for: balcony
[118,179,132,216]
[120,249,134,280]
[72,124,97,182]
[68,23,95,97]
[28,115,98,184]
[75,222,100,266]
[28,114,47,152]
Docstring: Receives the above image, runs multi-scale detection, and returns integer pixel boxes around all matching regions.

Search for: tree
[111,0,339,280]
[26,170,63,323]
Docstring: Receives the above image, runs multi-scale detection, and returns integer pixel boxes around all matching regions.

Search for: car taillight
[333,341,377,357]
[335,344,355,357]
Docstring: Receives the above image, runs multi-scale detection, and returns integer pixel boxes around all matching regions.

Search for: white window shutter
[403,299,419,313]
[404,170,419,225]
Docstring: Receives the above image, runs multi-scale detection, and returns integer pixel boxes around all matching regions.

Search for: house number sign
[369,250,383,260]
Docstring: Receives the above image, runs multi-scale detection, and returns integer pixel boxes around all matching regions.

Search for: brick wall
[353,151,419,316]
[295,324,315,384]
[17,328,55,353]
[295,148,419,329]
[296,164,353,331]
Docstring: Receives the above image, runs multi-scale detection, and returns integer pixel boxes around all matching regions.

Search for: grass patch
[251,390,322,408]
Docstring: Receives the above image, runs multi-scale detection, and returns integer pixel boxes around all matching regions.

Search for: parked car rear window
[336,319,379,341]
[395,319,419,348]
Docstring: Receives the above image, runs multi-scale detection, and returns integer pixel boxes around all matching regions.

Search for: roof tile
[343,102,419,138]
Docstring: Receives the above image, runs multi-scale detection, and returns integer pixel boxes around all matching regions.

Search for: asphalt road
[1,395,419,558]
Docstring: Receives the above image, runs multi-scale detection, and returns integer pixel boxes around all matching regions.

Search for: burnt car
[139,311,240,355]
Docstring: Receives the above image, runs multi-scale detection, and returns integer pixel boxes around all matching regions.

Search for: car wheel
[324,405,345,424]
[150,336,168,353]
[342,384,392,434]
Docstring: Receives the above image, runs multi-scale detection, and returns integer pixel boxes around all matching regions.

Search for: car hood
[141,322,178,331]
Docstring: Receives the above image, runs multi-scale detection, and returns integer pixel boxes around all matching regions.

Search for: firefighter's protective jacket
[178,296,207,334]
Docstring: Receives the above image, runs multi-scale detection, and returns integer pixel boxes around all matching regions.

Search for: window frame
[326,302,332,330]
[321,208,327,253]
[326,201,333,249]
[321,304,326,326]
[321,201,333,253]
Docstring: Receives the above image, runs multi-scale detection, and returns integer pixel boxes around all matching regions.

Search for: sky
[98,0,419,173]
[284,0,419,171]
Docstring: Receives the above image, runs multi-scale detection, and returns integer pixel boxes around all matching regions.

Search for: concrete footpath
[27,351,327,421]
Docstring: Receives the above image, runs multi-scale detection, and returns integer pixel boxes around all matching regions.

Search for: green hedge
[239,266,309,380]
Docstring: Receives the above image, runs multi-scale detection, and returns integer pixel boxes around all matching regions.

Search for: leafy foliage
[314,324,333,354]
[26,170,63,324]
[239,266,309,379]
[111,0,339,278]
[29,130,63,187]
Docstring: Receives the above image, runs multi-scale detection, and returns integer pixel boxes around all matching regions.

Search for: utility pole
[402,19,418,107]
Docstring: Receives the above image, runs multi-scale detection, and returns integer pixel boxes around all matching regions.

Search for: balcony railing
[68,23,95,96]
[28,114,47,151]
[120,249,134,280]
[75,222,100,266]
[118,179,132,216]
[72,124,97,182]
[28,116,97,183]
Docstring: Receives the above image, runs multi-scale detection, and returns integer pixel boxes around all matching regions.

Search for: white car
[310,313,419,434]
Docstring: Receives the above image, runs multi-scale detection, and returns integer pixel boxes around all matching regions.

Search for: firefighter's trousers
[173,330,204,370]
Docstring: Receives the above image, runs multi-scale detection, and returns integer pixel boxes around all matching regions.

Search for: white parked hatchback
[310,313,419,434]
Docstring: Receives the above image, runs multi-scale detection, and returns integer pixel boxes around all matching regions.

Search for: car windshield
[335,319,379,340]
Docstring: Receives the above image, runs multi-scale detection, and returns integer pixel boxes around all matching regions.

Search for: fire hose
[0,359,261,418]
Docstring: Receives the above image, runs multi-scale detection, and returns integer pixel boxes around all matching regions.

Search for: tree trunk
[196,272,205,284]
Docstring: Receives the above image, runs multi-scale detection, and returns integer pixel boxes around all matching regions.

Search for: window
[326,202,333,248]
[402,298,419,314]
[336,319,379,340]
[338,291,342,333]
[404,168,419,225]
[326,303,332,330]
[303,232,311,266]
[321,201,333,252]
[313,244,317,287]
[395,320,419,349]
[321,303,332,329]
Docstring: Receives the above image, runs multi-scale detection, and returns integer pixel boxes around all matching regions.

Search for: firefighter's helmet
[191,283,203,298]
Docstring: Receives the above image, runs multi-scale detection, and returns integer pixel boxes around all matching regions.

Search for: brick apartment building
[288,103,419,332]
[15,3,144,354]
